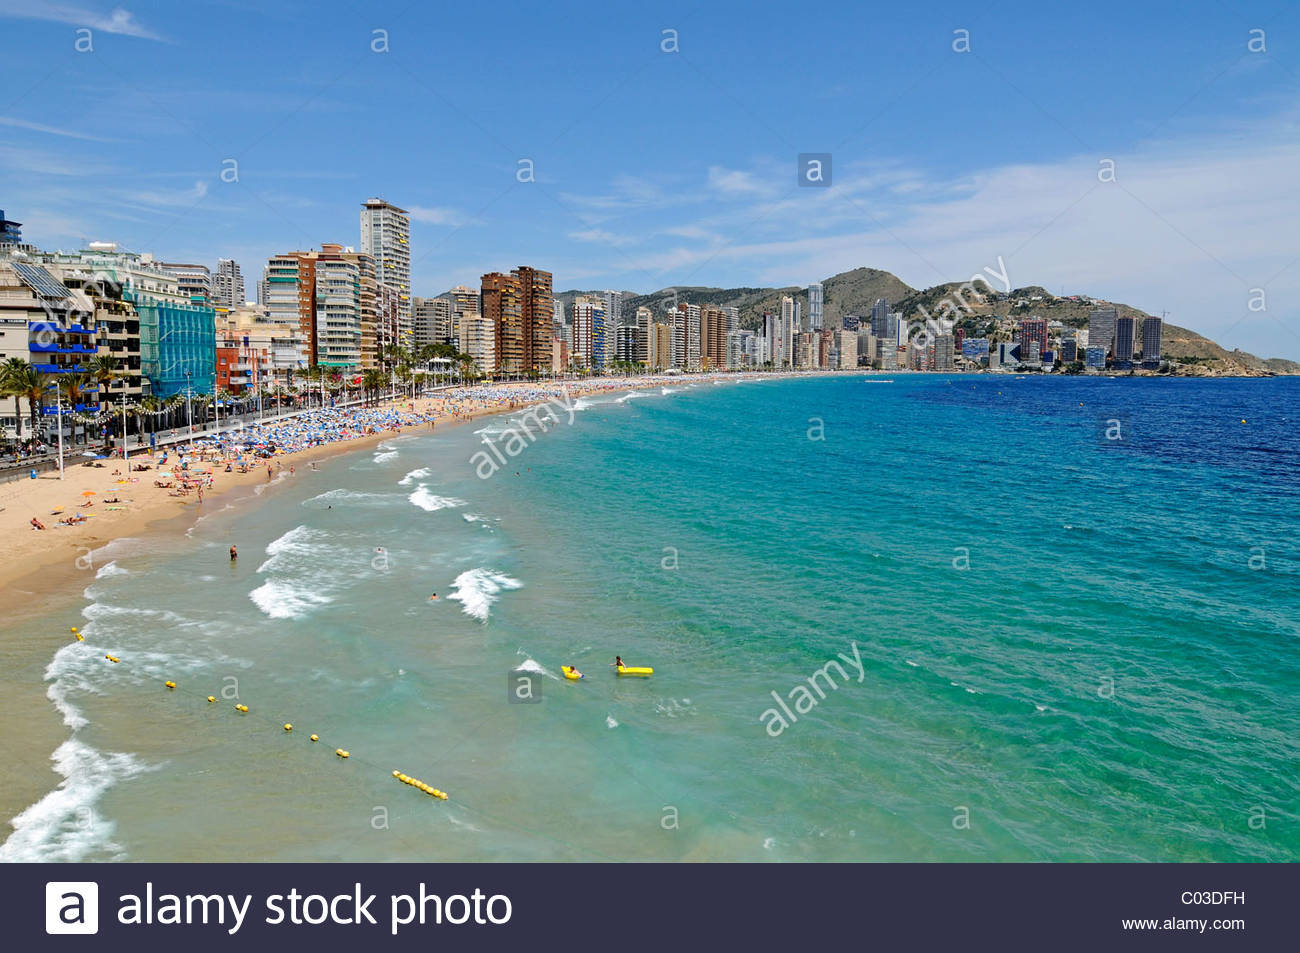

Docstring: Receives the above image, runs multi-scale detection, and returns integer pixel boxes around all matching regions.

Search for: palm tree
[136,396,161,444]
[10,365,54,443]
[59,371,98,408]
[84,354,120,410]
[361,368,385,405]
[1,357,30,441]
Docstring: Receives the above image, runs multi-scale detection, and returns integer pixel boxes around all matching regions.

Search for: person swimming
[615,656,624,669]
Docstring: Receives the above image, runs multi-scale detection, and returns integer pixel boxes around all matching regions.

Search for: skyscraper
[933,333,956,371]
[700,306,727,369]
[212,258,245,308]
[635,306,652,364]
[481,272,523,374]
[778,296,798,367]
[517,266,554,374]
[360,198,411,346]
[602,290,623,341]
[807,282,823,331]
[569,296,606,369]
[672,303,701,369]
[1018,318,1047,358]
[1141,316,1163,368]
[1088,308,1118,356]
[1114,315,1136,362]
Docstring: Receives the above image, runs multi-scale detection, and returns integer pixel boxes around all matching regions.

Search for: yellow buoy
[283,723,293,732]
[105,654,119,663]
[235,704,248,712]
[392,770,401,777]
[310,734,319,742]
[165,681,176,689]
[1241,419,1247,424]
[75,634,84,642]
[71,627,78,633]
[335,748,349,758]
[207,696,216,703]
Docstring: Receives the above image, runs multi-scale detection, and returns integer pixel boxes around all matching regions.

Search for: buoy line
[76,631,451,806]
[64,628,669,863]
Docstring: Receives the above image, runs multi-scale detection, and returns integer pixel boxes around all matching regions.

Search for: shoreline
[0,370,804,831]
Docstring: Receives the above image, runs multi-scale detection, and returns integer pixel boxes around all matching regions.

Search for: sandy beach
[0,371,792,825]
[0,374,740,594]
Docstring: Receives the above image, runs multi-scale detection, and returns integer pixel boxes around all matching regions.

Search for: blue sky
[2,0,1298,357]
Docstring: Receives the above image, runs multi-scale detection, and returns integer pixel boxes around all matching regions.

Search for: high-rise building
[480,267,552,375]
[517,266,554,374]
[412,296,442,349]
[1114,315,1136,363]
[159,262,213,307]
[569,296,607,369]
[635,306,652,364]
[778,296,798,367]
[481,272,523,374]
[615,324,638,363]
[836,330,857,369]
[933,333,956,371]
[360,198,411,346]
[700,306,727,369]
[648,321,672,370]
[459,313,496,374]
[870,299,899,349]
[262,245,365,371]
[672,303,701,370]
[1018,318,1047,358]
[1088,308,1117,356]
[1061,338,1078,363]
[212,258,245,308]
[807,282,823,331]
[1085,345,1107,369]
[1141,316,1163,368]
[602,290,623,341]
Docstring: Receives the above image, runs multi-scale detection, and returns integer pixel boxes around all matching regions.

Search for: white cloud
[408,205,473,227]
[0,1,167,41]
[593,128,1300,359]
[568,228,635,247]
[707,165,774,197]
[0,116,113,142]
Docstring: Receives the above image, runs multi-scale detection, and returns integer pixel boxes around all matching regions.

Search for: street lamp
[54,387,65,480]
[185,370,193,437]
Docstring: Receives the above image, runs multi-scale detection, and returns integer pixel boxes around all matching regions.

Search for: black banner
[5,863,1291,950]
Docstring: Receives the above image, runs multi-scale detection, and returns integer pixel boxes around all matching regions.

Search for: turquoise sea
[3,374,1297,862]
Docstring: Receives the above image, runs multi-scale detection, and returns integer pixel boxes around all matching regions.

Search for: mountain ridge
[556,267,1297,375]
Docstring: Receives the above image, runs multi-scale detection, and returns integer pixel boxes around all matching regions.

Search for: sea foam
[409,485,466,512]
[448,568,522,622]
[0,738,146,863]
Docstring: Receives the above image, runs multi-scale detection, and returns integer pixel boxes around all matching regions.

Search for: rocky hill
[556,268,1298,375]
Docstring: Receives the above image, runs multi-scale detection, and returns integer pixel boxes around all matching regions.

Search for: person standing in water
[229,545,237,562]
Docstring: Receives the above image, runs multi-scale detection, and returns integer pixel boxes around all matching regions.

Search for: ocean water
[3,374,1298,862]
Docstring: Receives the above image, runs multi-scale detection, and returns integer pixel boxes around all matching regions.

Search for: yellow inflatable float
[561,666,584,680]
[616,665,653,677]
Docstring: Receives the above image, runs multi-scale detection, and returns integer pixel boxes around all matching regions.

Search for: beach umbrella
[81,490,96,497]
